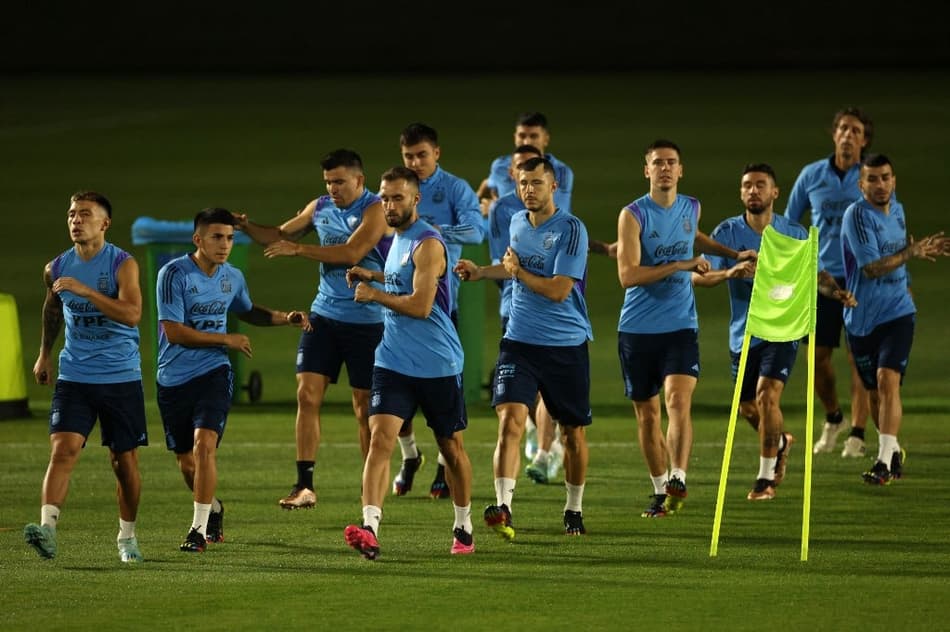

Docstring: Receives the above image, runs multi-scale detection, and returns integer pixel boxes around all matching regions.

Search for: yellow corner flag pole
[801,329,816,561]
[709,225,819,559]
[710,332,752,557]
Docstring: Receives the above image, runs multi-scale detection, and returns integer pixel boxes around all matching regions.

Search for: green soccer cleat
[663,477,688,514]
[24,523,57,560]
[484,504,515,542]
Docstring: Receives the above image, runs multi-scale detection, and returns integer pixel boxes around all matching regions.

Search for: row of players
[23,110,949,561]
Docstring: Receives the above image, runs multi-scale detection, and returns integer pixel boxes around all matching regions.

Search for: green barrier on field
[0,293,30,419]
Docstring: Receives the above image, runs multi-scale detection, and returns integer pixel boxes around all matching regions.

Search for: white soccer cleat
[524,421,538,461]
[841,436,867,458]
[813,422,847,454]
[118,536,143,563]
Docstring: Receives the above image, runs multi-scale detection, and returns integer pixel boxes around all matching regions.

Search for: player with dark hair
[26,190,148,563]
[235,148,391,510]
[390,123,484,501]
[457,156,593,538]
[695,164,854,499]
[344,166,475,559]
[477,111,575,215]
[617,140,756,518]
[841,154,950,484]
[785,107,881,457]
[157,207,311,552]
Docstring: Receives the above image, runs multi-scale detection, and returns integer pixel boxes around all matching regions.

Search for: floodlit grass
[2,398,949,630]
[2,71,950,630]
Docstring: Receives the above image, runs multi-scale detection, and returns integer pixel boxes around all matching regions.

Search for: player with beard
[695,164,854,500]
[343,166,475,559]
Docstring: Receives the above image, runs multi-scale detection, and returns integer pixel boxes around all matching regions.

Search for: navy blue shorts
[730,340,799,402]
[369,366,467,438]
[618,329,700,401]
[296,313,383,389]
[49,379,148,453]
[846,314,915,390]
[157,365,233,454]
[811,279,847,348]
[491,338,592,427]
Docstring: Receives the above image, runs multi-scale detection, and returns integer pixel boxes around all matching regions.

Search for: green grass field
[2,71,950,630]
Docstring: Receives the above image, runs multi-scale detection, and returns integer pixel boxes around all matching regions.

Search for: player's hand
[454,259,480,281]
[726,260,756,279]
[832,288,858,307]
[346,266,372,287]
[286,311,312,332]
[231,212,249,230]
[264,240,299,258]
[52,276,90,297]
[736,249,758,262]
[913,232,949,261]
[503,247,521,279]
[353,281,376,303]
[33,356,53,385]
[225,333,253,358]
[687,256,711,275]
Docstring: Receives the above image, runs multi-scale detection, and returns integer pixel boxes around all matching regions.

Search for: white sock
[453,504,473,533]
[564,482,585,512]
[494,477,516,508]
[192,502,212,536]
[362,505,382,535]
[671,468,687,483]
[41,504,60,529]
[118,518,136,540]
[878,434,898,468]
[758,457,777,481]
[398,434,419,460]
[437,451,447,467]
[651,473,668,494]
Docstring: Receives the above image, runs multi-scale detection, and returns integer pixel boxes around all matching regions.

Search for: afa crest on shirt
[347,215,360,229]
[401,251,411,266]
[542,232,557,250]
[682,217,692,233]
[432,188,445,204]
[220,277,232,293]
[97,274,110,292]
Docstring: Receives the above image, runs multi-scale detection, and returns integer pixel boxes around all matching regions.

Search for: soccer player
[616,139,756,518]
[487,144,564,484]
[157,208,311,552]
[694,164,855,500]
[390,122,484,501]
[476,111,575,215]
[456,155,593,538]
[785,107,880,457]
[234,149,390,510]
[25,191,148,563]
[840,154,950,484]
[343,166,475,559]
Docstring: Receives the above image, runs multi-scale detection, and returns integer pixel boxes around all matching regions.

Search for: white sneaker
[841,436,867,458]
[813,422,847,454]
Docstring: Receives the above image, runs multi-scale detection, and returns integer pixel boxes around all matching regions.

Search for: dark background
[4,3,947,73]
